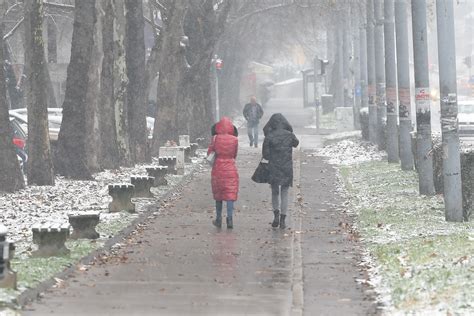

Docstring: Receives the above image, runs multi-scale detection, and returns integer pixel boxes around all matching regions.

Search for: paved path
[23,99,376,315]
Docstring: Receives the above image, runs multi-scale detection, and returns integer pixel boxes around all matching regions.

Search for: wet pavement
[23,99,376,315]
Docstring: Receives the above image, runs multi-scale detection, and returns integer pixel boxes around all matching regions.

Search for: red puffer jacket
[208,117,239,201]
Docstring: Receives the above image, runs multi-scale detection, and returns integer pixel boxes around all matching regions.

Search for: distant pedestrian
[243,96,264,148]
[262,113,299,229]
[208,117,239,229]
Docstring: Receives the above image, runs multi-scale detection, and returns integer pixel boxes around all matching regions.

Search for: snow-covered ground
[315,137,386,165]
[321,135,474,314]
[0,155,206,255]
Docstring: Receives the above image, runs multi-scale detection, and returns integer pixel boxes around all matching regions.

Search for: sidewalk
[24,144,293,316]
[23,99,375,315]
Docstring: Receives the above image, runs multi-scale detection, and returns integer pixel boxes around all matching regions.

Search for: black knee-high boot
[272,210,280,227]
[279,214,286,229]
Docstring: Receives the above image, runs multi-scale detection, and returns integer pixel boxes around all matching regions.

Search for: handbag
[252,158,270,183]
[206,151,216,166]
[206,135,217,166]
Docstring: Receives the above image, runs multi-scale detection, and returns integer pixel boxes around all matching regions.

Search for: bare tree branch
[43,1,75,11]
[3,17,24,40]
[144,15,162,32]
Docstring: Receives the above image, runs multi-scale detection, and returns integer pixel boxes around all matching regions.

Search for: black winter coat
[262,114,299,186]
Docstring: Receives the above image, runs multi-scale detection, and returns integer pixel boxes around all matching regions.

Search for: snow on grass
[314,137,386,166]
[338,157,474,314]
[0,156,205,308]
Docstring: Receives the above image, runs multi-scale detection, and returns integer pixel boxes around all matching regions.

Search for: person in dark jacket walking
[243,96,264,147]
[208,117,239,229]
[262,113,299,229]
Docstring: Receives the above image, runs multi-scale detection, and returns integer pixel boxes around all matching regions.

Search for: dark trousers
[247,123,259,145]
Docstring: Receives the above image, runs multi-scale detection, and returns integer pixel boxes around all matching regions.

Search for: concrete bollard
[68,212,100,240]
[131,176,155,198]
[0,225,17,289]
[159,146,186,175]
[190,143,199,157]
[32,223,71,257]
[179,135,190,147]
[158,156,177,175]
[146,166,169,186]
[108,184,136,213]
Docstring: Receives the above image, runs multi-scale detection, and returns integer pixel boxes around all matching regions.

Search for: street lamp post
[213,55,223,122]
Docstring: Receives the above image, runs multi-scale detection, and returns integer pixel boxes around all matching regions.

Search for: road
[23,98,376,316]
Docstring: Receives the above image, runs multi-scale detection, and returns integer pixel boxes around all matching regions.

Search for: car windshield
[459,103,474,114]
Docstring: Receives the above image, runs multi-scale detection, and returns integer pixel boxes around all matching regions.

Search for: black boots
[213,217,233,229]
[272,211,286,229]
[226,217,233,229]
[272,210,280,227]
[212,217,222,228]
[280,214,286,229]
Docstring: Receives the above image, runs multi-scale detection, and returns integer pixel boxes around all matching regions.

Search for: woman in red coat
[208,117,239,229]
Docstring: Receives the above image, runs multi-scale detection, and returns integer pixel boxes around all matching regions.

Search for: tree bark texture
[113,0,131,166]
[0,7,25,192]
[55,0,96,179]
[98,0,131,168]
[84,0,103,173]
[47,17,57,63]
[4,45,23,109]
[25,0,55,185]
[125,0,148,163]
[152,0,188,154]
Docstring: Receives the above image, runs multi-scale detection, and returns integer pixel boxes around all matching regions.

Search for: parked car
[9,109,60,141]
[9,107,154,141]
[9,117,27,172]
[458,100,474,136]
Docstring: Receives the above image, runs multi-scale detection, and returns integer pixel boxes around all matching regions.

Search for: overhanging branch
[4,17,24,40]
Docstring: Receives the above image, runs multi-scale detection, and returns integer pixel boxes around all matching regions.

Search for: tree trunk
[4,44,23,109]
[47,17,57,63]
[98,0,119,170]
[0,6,25,192]
[177,1,232,140]
[125,0,148,163]
[55,0,96,179]
[44,57,58,108]
[25,0,55,186]
[152,0,188,155]
[84,0,103,173]
[113,0,131,166]
[98,0,131,169]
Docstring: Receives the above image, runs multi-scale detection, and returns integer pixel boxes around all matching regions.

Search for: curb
[290,147,304,316]
[15,164,200,309]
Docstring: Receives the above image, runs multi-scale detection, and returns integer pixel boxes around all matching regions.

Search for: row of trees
[326,0,465,221]
[0,0,338,193]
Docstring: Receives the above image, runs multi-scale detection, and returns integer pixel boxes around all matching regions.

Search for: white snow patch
[313,138,386,165]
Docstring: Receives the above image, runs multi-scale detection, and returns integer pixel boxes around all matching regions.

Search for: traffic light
[320,59,329,75]
[464,56,471,68]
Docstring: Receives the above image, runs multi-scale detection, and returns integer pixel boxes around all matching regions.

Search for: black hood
[263,113,293,136]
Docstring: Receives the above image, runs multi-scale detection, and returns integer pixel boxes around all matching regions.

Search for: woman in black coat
[262,113,299,229]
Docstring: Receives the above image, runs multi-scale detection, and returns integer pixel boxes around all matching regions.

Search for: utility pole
[352,2,362,130]
[367,0,377,143]
[374,0,386,150]
[360,3,369,119]
[213,55,222,122]
[411,0,435,196]
[436,0,463,222]
[336,16,345,108]
[394,0,414,170]
[313,56,321,132]
[384,0,399,162]
[343,8,351,108]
